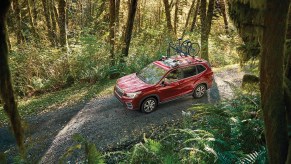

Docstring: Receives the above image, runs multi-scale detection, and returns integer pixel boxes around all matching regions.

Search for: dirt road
[1,65,244,163]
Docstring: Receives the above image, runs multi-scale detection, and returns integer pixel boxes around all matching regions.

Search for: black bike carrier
[165,38,200,59]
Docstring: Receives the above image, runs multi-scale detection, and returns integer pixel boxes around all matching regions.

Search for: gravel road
[0,65,244,163]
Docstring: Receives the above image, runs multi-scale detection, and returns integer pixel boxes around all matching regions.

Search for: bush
[105,93,266,163]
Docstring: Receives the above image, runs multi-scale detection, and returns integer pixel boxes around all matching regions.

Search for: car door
[179,65,198,95]
[157,69,183,101]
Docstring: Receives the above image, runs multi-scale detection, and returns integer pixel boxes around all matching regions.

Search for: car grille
[115,85,124,97]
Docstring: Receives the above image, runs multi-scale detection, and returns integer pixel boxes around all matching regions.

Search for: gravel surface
[1,65,244,163]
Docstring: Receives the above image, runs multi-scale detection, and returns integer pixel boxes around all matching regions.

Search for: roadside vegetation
[1,0,290,163]
[59,88,264,163]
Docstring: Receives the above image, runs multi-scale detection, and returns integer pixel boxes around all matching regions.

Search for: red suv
[114,55,214,113]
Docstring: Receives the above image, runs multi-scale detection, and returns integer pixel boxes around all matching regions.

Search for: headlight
[124,91,141,99]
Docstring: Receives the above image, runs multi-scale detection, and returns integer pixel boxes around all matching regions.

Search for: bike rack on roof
[165,38,200,59]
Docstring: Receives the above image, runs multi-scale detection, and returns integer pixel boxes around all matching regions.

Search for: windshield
[137,63,167,84]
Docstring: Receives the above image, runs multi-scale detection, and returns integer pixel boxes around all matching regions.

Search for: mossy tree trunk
[0,0,25,157]
[42,0,55,46]
[50,0,58,45]
[218,0,228,33]
[26,0,37,37]
[58,0,68,49]
[182,0,196,37]
[260,0,290,163]
[12,0,24,44]
[115,0,120,36]
[109,0,116,66]
[200,0,214,61]
[121,0,138,58]
[163,0,173,32]
[174,0,179,35]
[190,0,200,32]
[285,5,291,164]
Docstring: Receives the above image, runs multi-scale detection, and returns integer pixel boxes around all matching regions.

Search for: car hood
[117,73,151,93]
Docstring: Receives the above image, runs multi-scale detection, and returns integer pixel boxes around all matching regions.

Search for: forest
[0,0,291,163]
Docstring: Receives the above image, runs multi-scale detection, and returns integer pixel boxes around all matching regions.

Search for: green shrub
[106,92,265,163]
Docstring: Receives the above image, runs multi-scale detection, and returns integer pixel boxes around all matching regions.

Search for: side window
[182,66,197,78]
[165,69,182,83]
[197,65,206,73]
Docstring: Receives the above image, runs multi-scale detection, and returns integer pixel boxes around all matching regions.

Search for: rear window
[182,66,197,78]
[197,65,206,73]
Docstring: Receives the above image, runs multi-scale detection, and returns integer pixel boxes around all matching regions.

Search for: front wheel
[193,84,206,98]
[141,97,157,113]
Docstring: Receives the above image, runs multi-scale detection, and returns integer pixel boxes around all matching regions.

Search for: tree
[42,0,55,46]
[121,0,138,58]
[59,0,68,48]
[260,1,290,163]
[218,0,228,33]
[228,0,291,162]
[200,0,215,61]
[115,0,121,35]
[50,0,58,45]
[0,0,25,157]
[163,0,173,32]
[174,0,179,35]
[190,0,200,32]
[109,0,116,65]
[12,0,24,44]
[26,0,37,37]
[182,0,196,37]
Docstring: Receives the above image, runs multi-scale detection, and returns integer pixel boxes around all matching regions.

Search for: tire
[141,97,157,113]
[193,84,207,98]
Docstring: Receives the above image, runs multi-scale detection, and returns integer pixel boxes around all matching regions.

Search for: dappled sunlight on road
[40,66,244,163]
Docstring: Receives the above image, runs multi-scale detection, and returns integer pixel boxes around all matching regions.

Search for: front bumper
[114,86,139,110]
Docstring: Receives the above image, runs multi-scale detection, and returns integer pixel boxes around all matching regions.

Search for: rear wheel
[141,97,157,113]
[193,84,206,98]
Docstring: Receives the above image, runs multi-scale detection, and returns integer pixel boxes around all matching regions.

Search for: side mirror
[161,81,168,87]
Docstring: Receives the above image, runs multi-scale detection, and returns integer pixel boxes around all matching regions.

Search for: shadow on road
[1,79,222,163]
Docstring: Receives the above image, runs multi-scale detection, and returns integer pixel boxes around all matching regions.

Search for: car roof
[153,55,208,71]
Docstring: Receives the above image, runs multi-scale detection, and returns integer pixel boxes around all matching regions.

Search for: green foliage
[127,134,179,164]
[60,134,105,163]
[0,80,115,125]
[106,91,265,163]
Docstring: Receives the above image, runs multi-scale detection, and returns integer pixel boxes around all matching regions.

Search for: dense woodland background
[0,0,291,163]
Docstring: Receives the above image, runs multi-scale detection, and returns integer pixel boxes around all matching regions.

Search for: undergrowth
[98,92,265,163]
[0,80,115,126]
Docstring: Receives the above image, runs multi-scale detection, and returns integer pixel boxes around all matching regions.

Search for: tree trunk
[163,0,173,32]
[174,0,179,35]
[50,0,58,45]
[260,0,290,163]
[42,0,55,46]
[96,0,106,19]
[121,0,138,58]
[200,0,214,61]
[285,4,291,164]
[26,0,37,37]
[12,0,24,44]
[182,0,196,37]
[115,0,120,35]
[218,0,228,33]
[58,0,68,49]
[0,0,25,157]
[5,24,11,51]
[190,0,200,32]
[32,0,37,21]
[109,0,115,66]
